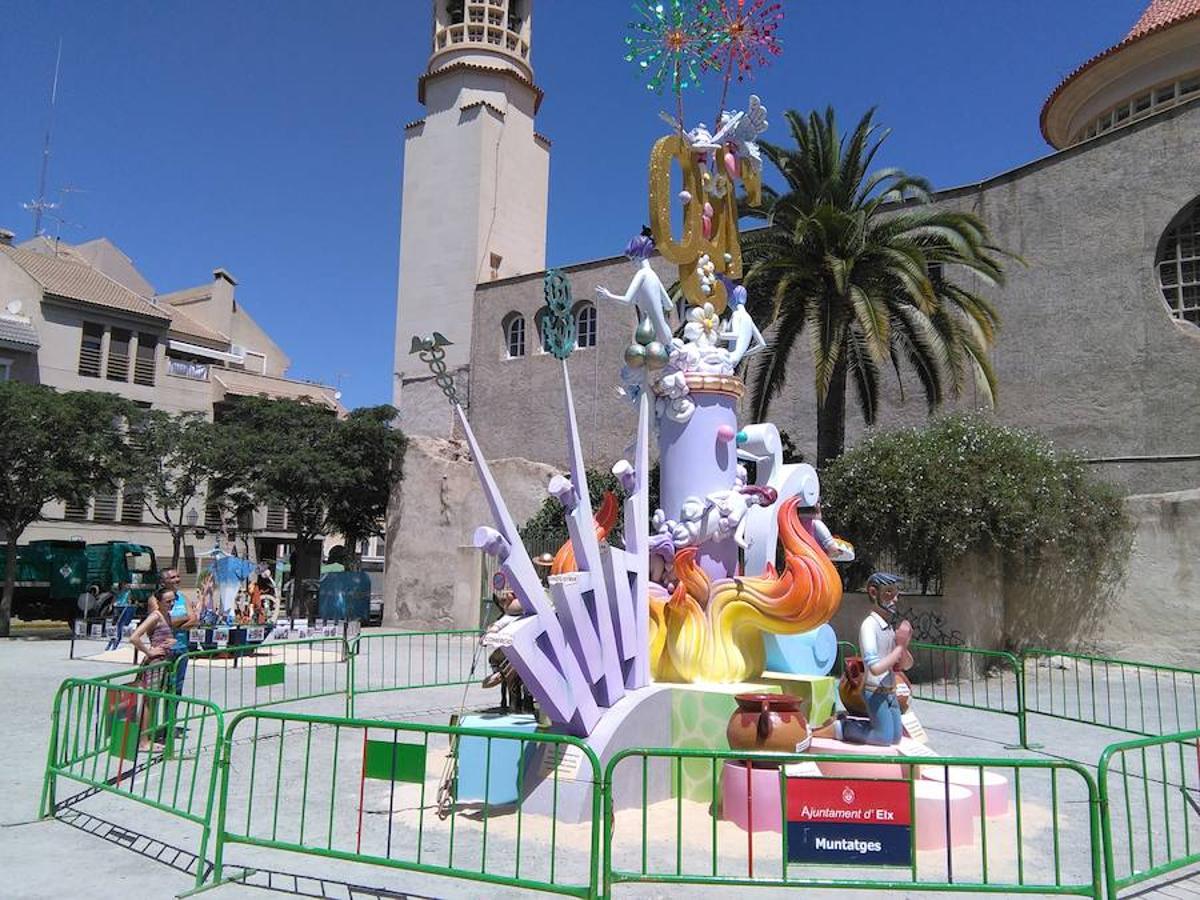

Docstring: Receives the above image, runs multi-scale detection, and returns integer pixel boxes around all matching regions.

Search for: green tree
[324,405,407,570]
[740,107,1008,469]
[127,410,218,569]
[211,398,405,613]
[0,384,133,636]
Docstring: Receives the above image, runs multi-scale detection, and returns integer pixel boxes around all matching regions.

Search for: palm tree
[740,107,1008,470]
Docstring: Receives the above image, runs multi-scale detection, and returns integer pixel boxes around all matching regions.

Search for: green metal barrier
[39,674,225,891]
[908,643,1027,748]
[347,629,484,716]
[604,747,1103,898]
[173,635,351,716]
[1022,649,1200,739]
[1098,728,1200,898]
[208,709,602,898]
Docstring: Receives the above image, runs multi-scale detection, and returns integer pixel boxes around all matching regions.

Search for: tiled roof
[167,303,229,345]
[0,314,39,349]
[1127,0,1200,38]
[1041,0,1200,138]
[0,244,170,322]
[214,367,341,410]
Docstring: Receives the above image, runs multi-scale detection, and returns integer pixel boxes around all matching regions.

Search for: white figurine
[720,284,766,368]
[596,233,674,346]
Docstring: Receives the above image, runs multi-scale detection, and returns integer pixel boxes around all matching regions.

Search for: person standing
[157,569,199,707]
[105,581,135,651]
[127,592,178,749]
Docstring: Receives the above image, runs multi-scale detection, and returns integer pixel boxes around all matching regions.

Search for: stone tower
[393,0,550,435]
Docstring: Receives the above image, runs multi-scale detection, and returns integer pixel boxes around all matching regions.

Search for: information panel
[785,776,911,867]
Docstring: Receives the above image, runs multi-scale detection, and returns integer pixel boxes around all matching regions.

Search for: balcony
[167,358,211,381]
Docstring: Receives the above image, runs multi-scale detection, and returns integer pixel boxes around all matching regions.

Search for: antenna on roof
[24,39,63,238]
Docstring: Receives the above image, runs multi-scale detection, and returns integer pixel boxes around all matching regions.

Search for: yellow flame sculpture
[648,497,843,683]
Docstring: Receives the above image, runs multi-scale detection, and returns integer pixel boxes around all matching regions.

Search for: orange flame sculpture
[648,496,842,683]
[550,491,619,576]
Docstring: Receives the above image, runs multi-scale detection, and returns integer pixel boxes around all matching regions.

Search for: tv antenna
[24,39,63,238]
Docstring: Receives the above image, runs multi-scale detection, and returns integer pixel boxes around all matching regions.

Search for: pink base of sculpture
[919,765,1010,817]
[720,760,783,832]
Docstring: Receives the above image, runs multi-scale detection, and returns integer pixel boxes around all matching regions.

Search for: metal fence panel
[1023,650,1200,738]
[173,636,350,715]
[39,674,225,890]
[604,747,1102,898]
[210,710,602,898]
[1098,728,1200,897]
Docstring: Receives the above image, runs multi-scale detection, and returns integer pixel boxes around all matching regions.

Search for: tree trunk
[816,356,848,471]
[1,534,19,638]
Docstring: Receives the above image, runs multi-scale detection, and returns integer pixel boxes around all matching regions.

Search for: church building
[393,0,1200,497]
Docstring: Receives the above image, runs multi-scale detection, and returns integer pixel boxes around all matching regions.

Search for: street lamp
[186,508,207,540]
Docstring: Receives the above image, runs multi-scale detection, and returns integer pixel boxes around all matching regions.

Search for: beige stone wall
[468,253,679,470]
[383,434,558,628]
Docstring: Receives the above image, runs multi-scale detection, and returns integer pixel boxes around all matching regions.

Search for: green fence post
[193,707,227,890]
[38,681,66,818]
[1097,745,1119,900]
[584,741,604,900]
[345,639,355,719]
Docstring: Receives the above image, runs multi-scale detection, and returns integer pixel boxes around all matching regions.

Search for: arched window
[1157,199,1200,326]
[503,313,525,358]
[574,302,597,348]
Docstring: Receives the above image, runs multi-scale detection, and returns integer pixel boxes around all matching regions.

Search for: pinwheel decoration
[624,0,721,97]
[708,0,783,115]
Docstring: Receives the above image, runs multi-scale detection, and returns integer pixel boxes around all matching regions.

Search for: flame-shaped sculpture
[648,496,842,683]
[550,491,619,576]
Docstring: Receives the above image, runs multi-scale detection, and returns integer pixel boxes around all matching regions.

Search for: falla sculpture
[414,88,853,737]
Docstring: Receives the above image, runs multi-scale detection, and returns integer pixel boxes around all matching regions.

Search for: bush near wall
[821,415,1132,595]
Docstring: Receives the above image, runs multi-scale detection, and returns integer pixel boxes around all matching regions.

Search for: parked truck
[2,540,88,622]
[84,541,158,610]
[1,539,158,624]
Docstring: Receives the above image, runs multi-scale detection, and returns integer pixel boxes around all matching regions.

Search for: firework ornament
[708,0,783,116]
[625,0,721,96]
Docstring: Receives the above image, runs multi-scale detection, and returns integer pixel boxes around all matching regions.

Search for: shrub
[821,414,1131,593]
[520,464,660,554]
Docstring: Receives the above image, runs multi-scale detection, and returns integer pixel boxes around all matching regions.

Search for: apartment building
[0,229,341,575]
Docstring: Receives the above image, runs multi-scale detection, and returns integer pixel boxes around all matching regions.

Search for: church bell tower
[393,0,550,435]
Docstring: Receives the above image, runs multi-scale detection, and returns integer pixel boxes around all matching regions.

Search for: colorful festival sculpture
[413,2,855,738]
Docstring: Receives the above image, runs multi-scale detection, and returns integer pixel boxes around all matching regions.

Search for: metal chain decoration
[539,269,576,360]
[408,332,463,406]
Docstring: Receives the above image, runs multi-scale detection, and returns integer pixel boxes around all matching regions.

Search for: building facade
[455,0,1200,496]
[0,231,341,575]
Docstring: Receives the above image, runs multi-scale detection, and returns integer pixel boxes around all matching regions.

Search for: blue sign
[787,821,912,867]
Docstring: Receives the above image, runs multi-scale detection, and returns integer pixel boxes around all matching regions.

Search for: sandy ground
[3,635,1199,899]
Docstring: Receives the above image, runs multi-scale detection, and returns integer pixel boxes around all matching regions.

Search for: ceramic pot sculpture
[726,692,811,753]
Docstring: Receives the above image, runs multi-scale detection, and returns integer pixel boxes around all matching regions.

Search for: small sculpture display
[816,572,914,746]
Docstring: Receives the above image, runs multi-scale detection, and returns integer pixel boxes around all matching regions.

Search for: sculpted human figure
[595,233,675,346]
[720,283,766,368]
[815,572,912,745]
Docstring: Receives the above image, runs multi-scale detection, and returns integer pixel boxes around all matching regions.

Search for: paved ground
[3,634,1198,899]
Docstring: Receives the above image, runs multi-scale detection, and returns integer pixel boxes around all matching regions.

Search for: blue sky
[0,1,1143,410]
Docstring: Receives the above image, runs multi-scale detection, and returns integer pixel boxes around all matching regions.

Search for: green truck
[84,541,158,609]
[3,539,157,622]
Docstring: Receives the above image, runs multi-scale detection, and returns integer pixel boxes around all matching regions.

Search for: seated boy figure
[816,572,913,746]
